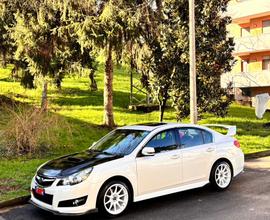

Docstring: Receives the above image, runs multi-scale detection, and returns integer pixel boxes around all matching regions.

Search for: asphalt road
[0,157,269,220]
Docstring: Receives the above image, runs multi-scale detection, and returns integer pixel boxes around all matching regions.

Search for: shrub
[0,105,70,157]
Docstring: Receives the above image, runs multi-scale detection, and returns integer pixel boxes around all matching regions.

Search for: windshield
[90,129,150,156]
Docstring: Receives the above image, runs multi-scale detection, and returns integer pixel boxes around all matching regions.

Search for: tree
[139,39,175,122]
[0,0,39,70]
[51,0,98,91]
[0,15,8,67]
[138,0,234,121]
[170,0,234,119]
[11,0,72,110]
[136,0,175,122]
[77,0,140,127]
[68,42,98,91]
[0,0,30,87]
[0,1,33,88]
[0,0,17,67]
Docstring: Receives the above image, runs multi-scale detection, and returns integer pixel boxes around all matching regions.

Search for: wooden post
[130,64,133,105]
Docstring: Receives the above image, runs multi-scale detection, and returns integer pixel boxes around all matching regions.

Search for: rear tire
[210,161,232,191]
[97,180,131,218]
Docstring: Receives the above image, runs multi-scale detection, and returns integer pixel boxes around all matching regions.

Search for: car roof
[119,122,209,132]
[120,123,168,131]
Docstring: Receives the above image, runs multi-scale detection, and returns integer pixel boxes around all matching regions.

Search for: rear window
[202,130,213,144]
[178,128,213,148]
[178,128,204,148]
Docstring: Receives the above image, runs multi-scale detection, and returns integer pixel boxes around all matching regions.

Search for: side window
[177,128,204,148]
[263,20,270,34]
[202,130,213,144]
[146,130,177,153]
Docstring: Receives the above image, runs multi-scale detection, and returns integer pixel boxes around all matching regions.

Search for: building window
[241,60,249,72]
[241,88,251,97]
[241,27,250,37]
[262,56,270,71]
[262,20,270,34]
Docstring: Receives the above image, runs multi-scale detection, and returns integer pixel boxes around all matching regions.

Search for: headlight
[59,167,93,186]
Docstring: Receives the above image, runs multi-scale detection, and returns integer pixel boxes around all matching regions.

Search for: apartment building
[222,0,270,106]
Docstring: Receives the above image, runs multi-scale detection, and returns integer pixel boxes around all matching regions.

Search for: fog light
[73,198,85,206]
[58,196,88,207]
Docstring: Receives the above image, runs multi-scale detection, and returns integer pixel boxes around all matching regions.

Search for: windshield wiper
[103,151,125,156]
[103,151,117,155]
[89,149,123,156]
[88,149,102,153]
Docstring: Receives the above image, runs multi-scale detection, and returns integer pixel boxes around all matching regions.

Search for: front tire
[210,161,232,190]
[98,181,131,217]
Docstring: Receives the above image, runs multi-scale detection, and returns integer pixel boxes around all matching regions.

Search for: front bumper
[30,199,97,216]
[30,176,100,215]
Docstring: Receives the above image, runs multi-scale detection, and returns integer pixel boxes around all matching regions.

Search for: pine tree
[11,0,72,110]
[77,0,140,127]
[52,0,98,91]
[0,0,17,67]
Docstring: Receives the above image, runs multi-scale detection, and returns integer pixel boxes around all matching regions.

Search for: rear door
[177,127,215,184]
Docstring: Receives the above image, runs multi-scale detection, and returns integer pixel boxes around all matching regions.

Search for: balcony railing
[233,34,270,55]
[221,71,270,88]
[227,0,270,22]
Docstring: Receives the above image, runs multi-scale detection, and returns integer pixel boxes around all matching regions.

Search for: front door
[136,129,181,195]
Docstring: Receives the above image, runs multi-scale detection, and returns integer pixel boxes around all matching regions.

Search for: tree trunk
[2,51,7,68]
[41,80,48,111]
[159,98,167,122]
[103,43,115,127]
[156,0,163,17]
[89,69,98,91]
[55,76,62,90]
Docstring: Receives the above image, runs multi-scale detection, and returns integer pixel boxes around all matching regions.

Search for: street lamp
[189,0,197,124]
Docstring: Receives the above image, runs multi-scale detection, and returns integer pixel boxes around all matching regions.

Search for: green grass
[0,63,270,202]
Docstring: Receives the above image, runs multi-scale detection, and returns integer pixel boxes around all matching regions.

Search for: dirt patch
[0,179,21,194]
[0,95,20,107]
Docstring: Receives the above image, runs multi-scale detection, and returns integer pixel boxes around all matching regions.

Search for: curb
[245,150,270,160]
[0,195,30,209]
[0,151,270,209]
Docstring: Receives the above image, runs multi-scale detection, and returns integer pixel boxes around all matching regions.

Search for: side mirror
[142,147,155,156]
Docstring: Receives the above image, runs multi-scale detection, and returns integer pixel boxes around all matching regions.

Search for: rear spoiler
[204,124,237,136]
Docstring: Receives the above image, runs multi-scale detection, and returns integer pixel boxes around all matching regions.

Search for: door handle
[171,155,180,159]
[206,147,215,152]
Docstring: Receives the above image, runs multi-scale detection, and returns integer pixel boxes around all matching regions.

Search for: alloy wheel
[103,183,129,215]
[215,163,232,188]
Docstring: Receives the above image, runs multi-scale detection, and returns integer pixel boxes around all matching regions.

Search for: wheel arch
[96,175,134,207]
[209,158,234,180]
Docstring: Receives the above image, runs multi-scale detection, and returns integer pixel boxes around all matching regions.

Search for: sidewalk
[245,156,270,170]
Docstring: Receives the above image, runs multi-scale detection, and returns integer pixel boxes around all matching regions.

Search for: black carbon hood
[37,150,123,178]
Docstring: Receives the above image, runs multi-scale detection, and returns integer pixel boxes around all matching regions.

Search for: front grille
[32,189,53,205]
[35,175,55,187]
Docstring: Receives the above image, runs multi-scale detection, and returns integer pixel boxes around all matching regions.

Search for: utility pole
[189,0,197,124]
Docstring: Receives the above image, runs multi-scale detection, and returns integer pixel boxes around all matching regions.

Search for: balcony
[221,71,270,88]
[233,34,270,55]
[227,0,270,23]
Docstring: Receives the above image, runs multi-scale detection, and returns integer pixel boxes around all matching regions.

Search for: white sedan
[30,122,244,217]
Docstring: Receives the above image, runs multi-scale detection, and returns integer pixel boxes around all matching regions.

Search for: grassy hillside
[0,64,270,201]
